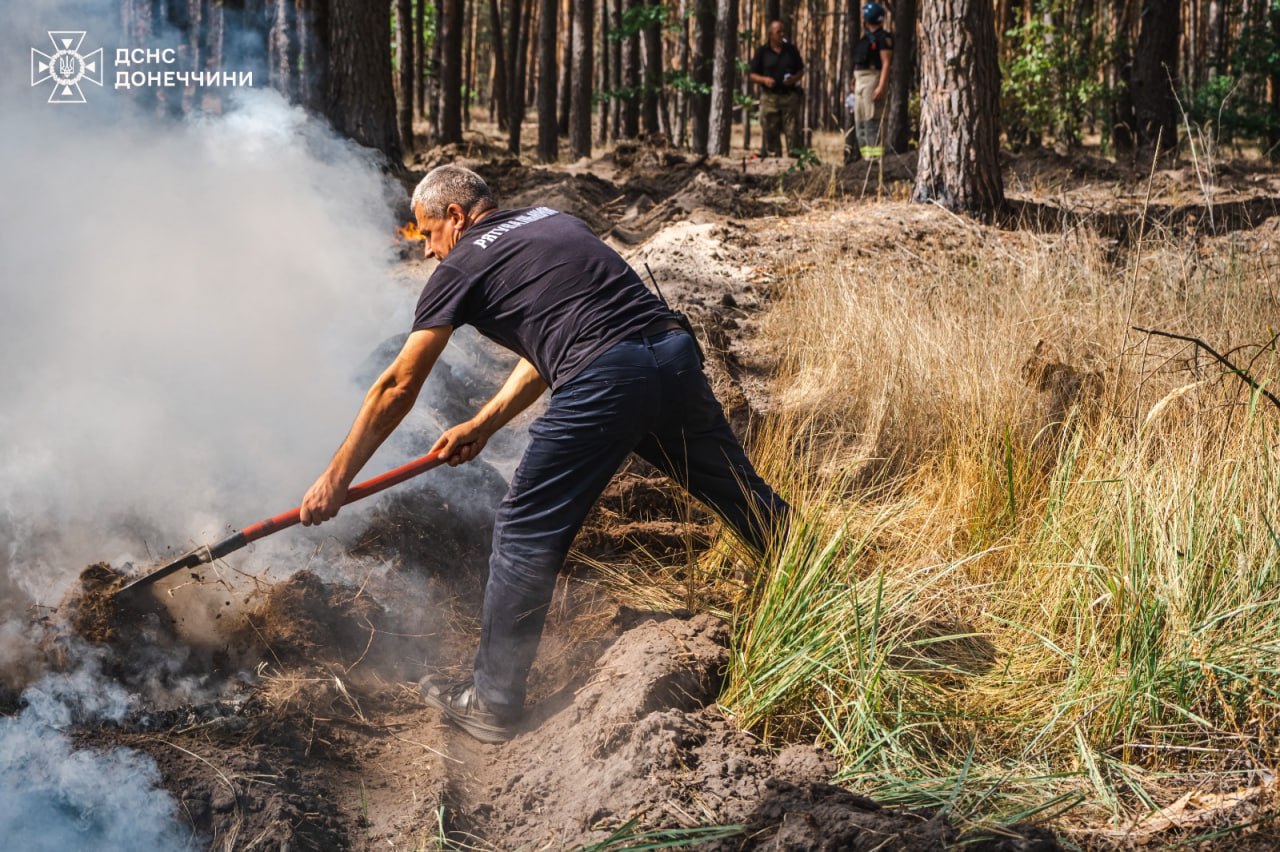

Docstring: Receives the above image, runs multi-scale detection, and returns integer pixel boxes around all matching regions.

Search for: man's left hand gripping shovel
[114,450,448,598]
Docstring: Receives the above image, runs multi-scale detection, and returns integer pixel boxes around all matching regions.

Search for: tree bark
[537,0,559,161]
[415,0,426,117]
[912,0,1003,215]
[642,16,663,135]
[438,0,465,143]
[885,0,918,153]
[490,0,511,128]
[597,1,610,144]
[621,0,642,137]
[1131,0,1179,153]
[570,0,594,157]
[609,0,624,138]
[507,0,527,152]
[708,0,738,154]
[323,0,402,161]
[689,0,716,153]
[559,0,575,135]
[396,0,415,155]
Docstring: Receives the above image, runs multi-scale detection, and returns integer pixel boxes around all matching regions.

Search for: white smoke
[2,58,416,608]
[0,665,194,850]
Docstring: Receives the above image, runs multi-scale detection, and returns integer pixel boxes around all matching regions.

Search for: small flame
[397,221,425,241]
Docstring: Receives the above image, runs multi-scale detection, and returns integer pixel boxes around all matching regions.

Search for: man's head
[862,2,885,26]
[410,165,497,260]
[767,20,786,47]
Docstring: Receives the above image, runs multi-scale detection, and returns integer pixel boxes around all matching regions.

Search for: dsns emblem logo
[31,31,103,104]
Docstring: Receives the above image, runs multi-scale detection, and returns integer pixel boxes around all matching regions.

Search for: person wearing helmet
[850,2,894,157]
[748,20,806,158]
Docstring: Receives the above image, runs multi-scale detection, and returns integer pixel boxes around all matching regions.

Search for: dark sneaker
[418,677,515,744]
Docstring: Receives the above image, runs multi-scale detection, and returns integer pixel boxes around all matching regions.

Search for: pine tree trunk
[490,0,511,129]
[609,0,624,138]
[396,0,415,155]
[689,0,716,153]
[621,0,642,137]
[597,3,610,144]
[642,19,662,135]
[885,0,917,153]
[708,0,738,154]
[269,0,298,100]
[558,0,574,135]
[912,0,1003,215]
[415,0,426,117]
[438,0,465,143]
[507,0,527,153]
[674,0,690,148]
[325,0,402,160]
[1131,0,1179,153]
[570,0,594,157]
[537,0,559,161]
[842,0,860,162]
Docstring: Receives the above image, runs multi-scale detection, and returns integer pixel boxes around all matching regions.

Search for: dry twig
[1132,326,1280,415]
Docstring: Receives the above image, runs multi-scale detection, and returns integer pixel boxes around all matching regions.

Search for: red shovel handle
[240,449,449,543]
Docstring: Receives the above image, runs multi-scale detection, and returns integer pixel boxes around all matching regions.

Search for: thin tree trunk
[507,0,527,152]
[559,0,574,135]
[642,17,662,134]
[622,0,642,137]
[570,0,594,156]
[675,0,691,148]
[490,0,511,128]
[708,0,738,154]
[912,0,1003,215]
[465,0,477,129]
[438,0,465,143]
[609,0,623,138]
[597,1,610,144]
[537,0,559,161]
[1132,0,1179,153]
[396,0,415,155]
[415,0,426,117]
[690,0,716,153]
[885,0,917,153]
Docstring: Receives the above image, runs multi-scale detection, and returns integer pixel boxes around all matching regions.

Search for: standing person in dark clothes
[299,165,789,744]
[851,2,894,156]
[748,20,806,158]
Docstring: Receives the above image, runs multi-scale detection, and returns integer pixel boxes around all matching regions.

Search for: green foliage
[1000,1,1105,151]
[665,71,711,96]
[1186,2,1280,154]
[609,4,676,40]
[785,147,821,174]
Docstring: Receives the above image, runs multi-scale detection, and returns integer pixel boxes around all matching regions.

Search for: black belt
[629,318,683,341]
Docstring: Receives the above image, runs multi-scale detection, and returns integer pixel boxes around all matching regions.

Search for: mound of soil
[435,612,1063,850]
[60,563,177,646]
[246,570,388,667]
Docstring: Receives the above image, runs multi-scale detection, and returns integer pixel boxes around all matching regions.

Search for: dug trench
[22,145,1246,849]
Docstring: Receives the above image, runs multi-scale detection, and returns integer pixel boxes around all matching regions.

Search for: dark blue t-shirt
[412,207,672,389]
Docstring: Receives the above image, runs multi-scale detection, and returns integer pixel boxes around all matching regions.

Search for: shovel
[114,449,448,598]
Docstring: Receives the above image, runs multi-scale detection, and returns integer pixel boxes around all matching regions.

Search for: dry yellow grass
[718,206,1280,836]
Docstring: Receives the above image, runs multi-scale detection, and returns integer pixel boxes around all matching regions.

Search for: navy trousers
[472,329,789,716]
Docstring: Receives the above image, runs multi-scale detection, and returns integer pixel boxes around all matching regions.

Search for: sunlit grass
[655,213,1280,837]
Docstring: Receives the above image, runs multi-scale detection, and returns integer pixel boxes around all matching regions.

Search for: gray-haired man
[300,165,788,743]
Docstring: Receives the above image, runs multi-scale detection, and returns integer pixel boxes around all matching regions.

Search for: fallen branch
[1132,327,1280,415]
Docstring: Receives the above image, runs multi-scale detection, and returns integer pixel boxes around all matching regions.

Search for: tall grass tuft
[712,208,1280,834]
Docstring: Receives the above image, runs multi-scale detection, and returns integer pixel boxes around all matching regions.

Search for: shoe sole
[420,687,514,745]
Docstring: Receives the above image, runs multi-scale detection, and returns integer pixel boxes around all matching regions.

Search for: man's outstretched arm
[301,326,452,525]
[432,358,547,466]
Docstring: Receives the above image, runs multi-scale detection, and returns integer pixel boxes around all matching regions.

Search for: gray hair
[410,165,495,219]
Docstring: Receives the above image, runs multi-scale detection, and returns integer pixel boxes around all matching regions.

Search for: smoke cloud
[0,664,195,850]
[2,20,425,612]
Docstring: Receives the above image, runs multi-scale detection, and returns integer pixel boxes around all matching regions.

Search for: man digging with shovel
[299,165,789,744]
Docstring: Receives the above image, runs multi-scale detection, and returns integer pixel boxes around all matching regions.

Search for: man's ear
[447,203,468,229]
